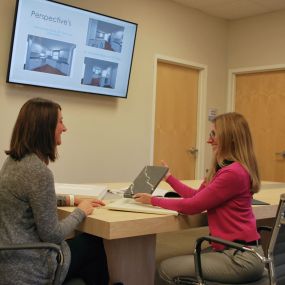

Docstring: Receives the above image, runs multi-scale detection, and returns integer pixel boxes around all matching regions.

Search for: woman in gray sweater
[0,98,109,284]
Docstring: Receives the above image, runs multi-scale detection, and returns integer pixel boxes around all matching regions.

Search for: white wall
[228,9,285,69]
[0,0,228,183]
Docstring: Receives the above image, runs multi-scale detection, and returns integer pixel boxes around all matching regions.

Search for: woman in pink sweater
[134,112,265,284]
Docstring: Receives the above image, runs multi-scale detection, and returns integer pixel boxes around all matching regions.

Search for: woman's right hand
[161,160,171,180]
[77,200,98,216]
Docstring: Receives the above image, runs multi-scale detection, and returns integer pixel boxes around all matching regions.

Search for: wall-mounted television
[7,0,137,98]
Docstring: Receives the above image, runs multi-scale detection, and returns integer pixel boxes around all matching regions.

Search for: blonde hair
[205,112,260,193]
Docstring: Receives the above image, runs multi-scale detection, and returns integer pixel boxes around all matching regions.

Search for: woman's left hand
[75,196,105,207]
[133,193,152,204]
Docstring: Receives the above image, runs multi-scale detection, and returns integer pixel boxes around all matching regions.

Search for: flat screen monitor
[7,0,137,98]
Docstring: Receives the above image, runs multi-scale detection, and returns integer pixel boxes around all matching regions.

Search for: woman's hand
[75,196,105,207]
[161,160,171,180]
[133,193,152,205]
[76,197,105,216]
[77,200,95,216]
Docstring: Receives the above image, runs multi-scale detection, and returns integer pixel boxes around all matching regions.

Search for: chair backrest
[267,193,285,285]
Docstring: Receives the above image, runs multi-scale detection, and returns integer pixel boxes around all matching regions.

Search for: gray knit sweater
[0,154,86,284]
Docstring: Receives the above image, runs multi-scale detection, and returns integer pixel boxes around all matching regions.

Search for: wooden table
[57,181,285,285]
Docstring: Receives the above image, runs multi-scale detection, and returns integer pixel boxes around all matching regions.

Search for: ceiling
[170,0,285,20]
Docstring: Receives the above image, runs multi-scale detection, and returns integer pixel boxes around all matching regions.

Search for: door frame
[150,54,208,179]
[227,64,285,111]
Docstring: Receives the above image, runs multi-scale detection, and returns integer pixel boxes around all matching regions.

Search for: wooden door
[235,70,285,182]
[154,61,199,180]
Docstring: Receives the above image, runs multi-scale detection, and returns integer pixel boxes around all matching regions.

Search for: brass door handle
[275,151,285,158]
[187,147,198,155]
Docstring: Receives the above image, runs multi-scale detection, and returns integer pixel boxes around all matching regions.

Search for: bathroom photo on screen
[7,0,137,98]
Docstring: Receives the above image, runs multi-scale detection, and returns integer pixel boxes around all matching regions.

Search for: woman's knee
[158,255,195,282]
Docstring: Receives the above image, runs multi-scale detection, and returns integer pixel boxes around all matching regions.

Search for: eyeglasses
[209,130,216,140]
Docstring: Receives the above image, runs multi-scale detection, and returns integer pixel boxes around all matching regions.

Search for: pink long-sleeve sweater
[151,162,260,250]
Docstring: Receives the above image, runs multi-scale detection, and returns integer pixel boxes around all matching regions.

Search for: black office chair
[0,242,86,285]
[160,193,285,285]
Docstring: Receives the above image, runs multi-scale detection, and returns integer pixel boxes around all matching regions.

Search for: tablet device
[124,166,168,198]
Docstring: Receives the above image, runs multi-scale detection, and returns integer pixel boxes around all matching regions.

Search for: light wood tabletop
[57,180,285,285]
[58,180,285,239]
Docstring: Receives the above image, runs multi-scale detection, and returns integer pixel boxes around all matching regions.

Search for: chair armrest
[0,242,63,262]
[0,242,61,252]
[194,236,267,284]
[257,226,272,233]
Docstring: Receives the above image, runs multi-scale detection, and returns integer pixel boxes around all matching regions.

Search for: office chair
[160,193,285,285]
[0,242,86,285]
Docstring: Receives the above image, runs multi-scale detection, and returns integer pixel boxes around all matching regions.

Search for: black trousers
[65,233,109,285]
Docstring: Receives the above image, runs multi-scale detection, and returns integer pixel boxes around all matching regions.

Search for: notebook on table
[152,190,271,205]
[153,190,271,205]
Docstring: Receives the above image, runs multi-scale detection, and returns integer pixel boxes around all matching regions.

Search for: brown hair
[5,97,61,163]
[205,112,260,193]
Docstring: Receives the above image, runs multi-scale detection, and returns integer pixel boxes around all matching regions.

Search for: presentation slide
[7,0,137,98]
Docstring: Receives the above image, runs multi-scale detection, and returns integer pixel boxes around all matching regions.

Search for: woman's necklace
[216,159,234,171]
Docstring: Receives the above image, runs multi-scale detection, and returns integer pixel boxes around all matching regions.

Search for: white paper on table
[55,183,108,199]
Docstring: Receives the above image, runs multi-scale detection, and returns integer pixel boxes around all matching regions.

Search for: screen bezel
[6,0,138,99]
